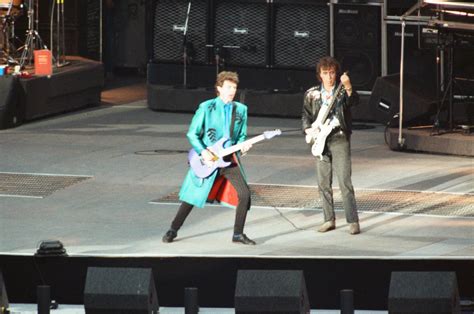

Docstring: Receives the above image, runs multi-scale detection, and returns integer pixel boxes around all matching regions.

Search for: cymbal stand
[19,0,48,67]
[1,3,19,64]
[56,0,68,67]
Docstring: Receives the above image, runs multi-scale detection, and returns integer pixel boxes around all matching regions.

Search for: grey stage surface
[0,100,473,259]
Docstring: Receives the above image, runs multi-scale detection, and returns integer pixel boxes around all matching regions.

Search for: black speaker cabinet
[84,267,159,314]
[386,0,418,16]
[152,0,209,64]
[369,74,437,125]
[213,0,269,67]
[0,270,8,313]
[235,269,310,314]
[272,0,329,69]
[453,46,474,96]
[334,3,382,91]
[0,76,23,130]
[387,21,437,91]
[388,271,460,314]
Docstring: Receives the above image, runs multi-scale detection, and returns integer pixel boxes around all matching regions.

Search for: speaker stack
[152,0,210,65]
[272,0,329,69]
[385,21,437,90]
[213,0,269,67]
[333,1,382,92]
[149,0,387,92]
[151,0,330,70]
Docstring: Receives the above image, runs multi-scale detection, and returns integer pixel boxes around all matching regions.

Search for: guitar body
[188,138,232,178]
[311,118,340,159]
[188,129,281,178]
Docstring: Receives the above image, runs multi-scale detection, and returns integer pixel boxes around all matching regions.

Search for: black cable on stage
[278,128,302,134]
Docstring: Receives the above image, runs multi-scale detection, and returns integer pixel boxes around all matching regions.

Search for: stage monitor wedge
[369,73,437,125]
[84,267,159,314]
[388,271,460,314]
[235,269,310,314]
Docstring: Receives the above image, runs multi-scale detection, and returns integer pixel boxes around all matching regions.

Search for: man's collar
[321,85,335,94]
[216,96,233,106]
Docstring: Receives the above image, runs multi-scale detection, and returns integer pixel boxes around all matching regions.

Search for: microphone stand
[205,44,242,76]
[179,0,192,88]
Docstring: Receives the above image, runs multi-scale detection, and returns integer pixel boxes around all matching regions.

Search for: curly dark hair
[316,56,341,82]
[215,71,239,95]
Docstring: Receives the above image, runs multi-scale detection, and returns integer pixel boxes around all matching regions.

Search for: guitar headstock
[263,129,282,139]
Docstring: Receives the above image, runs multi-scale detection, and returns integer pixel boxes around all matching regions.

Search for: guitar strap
[230,102,236,139]
[226,103,237,163]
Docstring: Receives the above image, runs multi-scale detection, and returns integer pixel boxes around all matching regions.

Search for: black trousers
[171,165,251,234]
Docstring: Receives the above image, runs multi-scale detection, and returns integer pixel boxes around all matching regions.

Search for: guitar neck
[314,81,344,127]
[220,134,265,157]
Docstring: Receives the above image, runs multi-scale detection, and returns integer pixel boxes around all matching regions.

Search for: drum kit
[1,0,24,65]
[1,0,65,70]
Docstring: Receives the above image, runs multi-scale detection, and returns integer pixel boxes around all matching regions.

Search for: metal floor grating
[0,172,92,198]
[155,184,474,218]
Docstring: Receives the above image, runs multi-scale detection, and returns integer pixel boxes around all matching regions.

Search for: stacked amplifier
[151,0,384,91]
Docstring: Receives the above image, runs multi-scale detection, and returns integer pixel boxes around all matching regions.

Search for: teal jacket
[179,97,248,208]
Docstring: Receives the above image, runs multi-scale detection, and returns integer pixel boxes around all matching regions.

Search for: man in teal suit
[162,71,256,245]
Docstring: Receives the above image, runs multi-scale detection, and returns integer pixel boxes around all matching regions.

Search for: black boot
[162,229,177,243]
[232,233,256,245]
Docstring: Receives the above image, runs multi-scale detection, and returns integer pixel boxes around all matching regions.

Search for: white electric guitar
[305,78,346,159]
[188,129,281,178]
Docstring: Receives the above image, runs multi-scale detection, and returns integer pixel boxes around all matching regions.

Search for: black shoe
[232,233,256,245]
[162,229,177,243]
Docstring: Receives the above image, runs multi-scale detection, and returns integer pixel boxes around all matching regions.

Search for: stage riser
[0,58,103,129]
[147,85,306,119]
[20,62,104,121]
[387,128,474,157]
[21,87,102,121]
[147,63,315,92]
[0,255,472,310]
[0,77,23,130]
[147,78,375,121]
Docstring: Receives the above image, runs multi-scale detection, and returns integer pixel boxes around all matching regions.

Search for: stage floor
[0,100,472,259]
[8,304,386,314]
